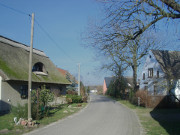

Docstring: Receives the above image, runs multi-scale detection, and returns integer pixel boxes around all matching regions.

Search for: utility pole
[28,13,34,119]
[78,63,80,96]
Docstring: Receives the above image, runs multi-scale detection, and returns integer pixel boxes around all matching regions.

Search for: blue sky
[0,0,111,85]
[0,0,179,85]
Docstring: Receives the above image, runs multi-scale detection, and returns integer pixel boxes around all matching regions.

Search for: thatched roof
[151,50,180,79]
[0,36,71,84]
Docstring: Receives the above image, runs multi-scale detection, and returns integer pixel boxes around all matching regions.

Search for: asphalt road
[25,94,141,135]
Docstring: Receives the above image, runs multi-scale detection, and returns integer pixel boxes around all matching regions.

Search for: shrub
[129,89,135,102]
[82,95,88,103]
[66,94,82,104]
[11,103,28,120]
[67,90,77,95]
[31,85,54,119]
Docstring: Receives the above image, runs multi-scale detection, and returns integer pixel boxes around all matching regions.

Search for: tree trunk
[132,49,138,92]
[132,65,138,92]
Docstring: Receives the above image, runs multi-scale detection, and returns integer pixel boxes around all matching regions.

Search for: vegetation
[10,104,28,120]
[66,72,77,91]
[66,94,82,104]
[118,99,180,135]
[31,85,54,120]
[0,103,87,135]
[106,76,130,99]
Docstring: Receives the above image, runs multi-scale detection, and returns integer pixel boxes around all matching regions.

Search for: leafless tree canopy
[99,0,180,40]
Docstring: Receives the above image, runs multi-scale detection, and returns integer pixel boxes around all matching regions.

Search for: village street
[25,94,141,135]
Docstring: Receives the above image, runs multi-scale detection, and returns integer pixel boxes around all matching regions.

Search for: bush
[31,85,54,120]
[11,103,28,119]
[82,95,88,103]
[129,89,135,102]
[66,94,82,104]
[67,90,77,95]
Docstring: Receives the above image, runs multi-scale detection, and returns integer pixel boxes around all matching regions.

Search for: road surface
[25,94,141,135]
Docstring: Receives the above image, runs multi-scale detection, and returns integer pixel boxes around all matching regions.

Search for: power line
[34,19,76,63]
[0,2,30,16]
[0,2,76,63]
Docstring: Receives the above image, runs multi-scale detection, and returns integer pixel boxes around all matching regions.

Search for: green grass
[118,99,180,135]
[0,113,14,131]
[0,103,87,135]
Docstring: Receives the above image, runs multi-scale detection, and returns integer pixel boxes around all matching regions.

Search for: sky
[0,0,179,86]
[0,0,111,86]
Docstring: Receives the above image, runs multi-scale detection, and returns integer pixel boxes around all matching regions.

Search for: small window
[157,71,159,78]
[32,62,44,72]
[149,55,151,58]
[32,62,48,76]
[20,85,28,99]
[148,68,153,78]
[154,85,157,95]
[143,73,145,80]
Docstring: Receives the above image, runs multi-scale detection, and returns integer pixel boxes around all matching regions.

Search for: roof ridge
[0,35,47,57]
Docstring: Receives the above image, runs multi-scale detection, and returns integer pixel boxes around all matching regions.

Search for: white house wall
[140,50,167,95]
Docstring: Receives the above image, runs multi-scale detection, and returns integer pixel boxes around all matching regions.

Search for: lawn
[0,103,87,135]
[118,100,180,135]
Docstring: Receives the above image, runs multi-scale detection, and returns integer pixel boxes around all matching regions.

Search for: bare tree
[83,19,157,92]
[97,0,180,40]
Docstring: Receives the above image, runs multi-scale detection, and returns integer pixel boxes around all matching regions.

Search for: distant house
[0,36,71,112]
[103,76,133,95]
[124,77,134,93]
[90,89,97,93]
[57,68,78,92]
[103,77,116,95]
[139,50,180,101]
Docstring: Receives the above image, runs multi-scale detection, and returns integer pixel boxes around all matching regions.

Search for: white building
[139,50,180,101]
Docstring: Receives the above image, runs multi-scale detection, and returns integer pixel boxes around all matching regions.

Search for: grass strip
[0,103,87,135]
[110,97,180,135]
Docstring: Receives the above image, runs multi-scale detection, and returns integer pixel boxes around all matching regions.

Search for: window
[32,62,44,72]
[143,73,145,80]
[32,62,48,75]
[148,68,153,78]
[157,71,159,78]
[149,55,151,58]
[154,85,157,95]
[20,85,28,99]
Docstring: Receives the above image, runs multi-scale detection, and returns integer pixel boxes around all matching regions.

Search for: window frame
[20,85,28,99]
[157,71,159,78]
[148,68,153,78]
[143,73,145,80]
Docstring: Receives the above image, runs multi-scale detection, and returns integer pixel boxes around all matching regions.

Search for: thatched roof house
[0,36,70,84]
[0,36,70,112]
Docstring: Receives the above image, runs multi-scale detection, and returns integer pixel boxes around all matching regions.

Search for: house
[124,77,134,93]
[90,89,97,93]
[0,36,71,112]
[57,68,78,92]
[139,50,180,101]
[103,77,116,95]
[103,76,134,95]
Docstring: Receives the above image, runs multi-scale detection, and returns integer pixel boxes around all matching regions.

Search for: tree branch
[160,0,180,13]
